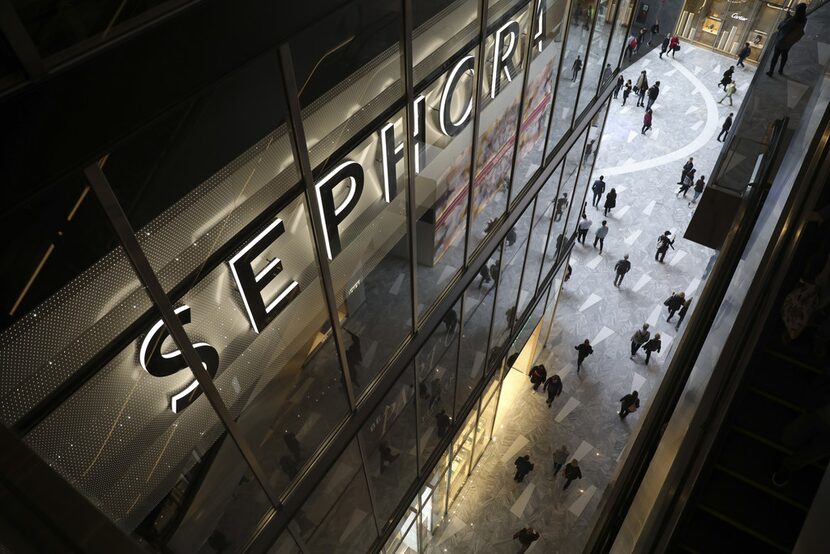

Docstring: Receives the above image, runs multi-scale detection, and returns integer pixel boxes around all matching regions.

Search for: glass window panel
[414,49,477,316]
[267,529,302,554]
[456,248,500,410]
[517,194,552,311]
[290,440,378,550]
[413,0,479,84]
[487,0,526,24]
[539,163,568,280]
[545,0,592,155]
[292,0,402,169]
[0,34,19,83]
[448,411,477,503]
[468,2,532,255]
[471,375,501,468]
[535,267,565,367]
[416,300,460,468]
[383,498,419,554]
[560,130,591,235]
[102,49,299,293]
[488,205,533,356]
[510,0,569,199]
[319,114,413,396]
[360,366,418,529]
[420,452,449,540]
[576,0,609,115]
[610,0,632,71]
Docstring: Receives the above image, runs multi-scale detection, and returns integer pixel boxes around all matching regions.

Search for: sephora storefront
[0,0,632,552]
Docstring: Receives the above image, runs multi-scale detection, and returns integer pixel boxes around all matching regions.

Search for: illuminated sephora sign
[140,0,545,412]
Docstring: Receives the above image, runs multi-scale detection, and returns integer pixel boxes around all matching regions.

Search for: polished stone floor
[424,45,755,553]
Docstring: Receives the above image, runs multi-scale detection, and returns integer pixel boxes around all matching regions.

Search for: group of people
[612,69,659,135]
[676,157,708,207]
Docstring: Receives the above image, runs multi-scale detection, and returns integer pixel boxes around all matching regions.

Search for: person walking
[544,374,563,407]
[649,21,660,46]
[553,445,569,475]
[737,42,751,68]
[636,27,648,53]
[619,391,641,418]
[613,74,624,98]
[669,35,680,58]
[689,175,706,206]
[630,323,650,358]
[575,339,593,373]
[602,63,613,87]
[656,230,675,262]
[717,113,733,141]
[718,66,735,90]
[513,527,540,552]
[554,192,569,221]
[514,454,534,482]
[635,71,649,107]
[642,334,662,364]
[562,460,583,490]
[577,215,592,244]
[678,158,694,184]
[676,168,695,197]
[604,187,617,216]
[529,364,547,391]
[641,108,653,134]
[624,34,637,60]
[646,81,660,110]
[591,175,606,207]
[443,308,458,336]
[665,291,686,321]
[572,55,583,82]
[622,79,633,105]
[659,33,671,59]
[478,263,492,289]
[675,297,693,330]
[593,220,609,253]
[614,254,631,287]
[767,3,807,77]
[718,81,737,105]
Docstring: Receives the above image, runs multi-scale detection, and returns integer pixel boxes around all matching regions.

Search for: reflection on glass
[448,412,477,503]
[267,528,302,553]
[383,498,419,553]
[539,163,568,279]
[417,300,460,468]
[413,0,479,83]
[545,0,596,154]
[521,161,562,298]
[320,113,413,396]
[419,451,449,548]
[510,0,570,201]
[414,50,477,316]
[489,205,533,357]
[456,248,499,410]
[360,366,418,529]
[610,0,633,71]
[559,129,591,236]
[471,376,501,468]
[576,0,611,115]
[467,2,532,257]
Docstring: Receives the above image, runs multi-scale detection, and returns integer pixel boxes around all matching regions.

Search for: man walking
[665,291,686,321]
[646,81,660,110]
[676,168,695,197]
[649,21,660,46]
[572,55,582,82]
[577,215,592,244]
[655,231,675,262]
[614,254,631,287]
[718,81,737,105]
[554,192,569,221]
[619,391,641,418]
[529,364,547,391]
[642,334,662,364]
[562,460,583,490]
[604,187,617,216]
[678,158,694,184]
[635,70,649,107]
[717,113,733,142]
[737,42,751,67]
[513,527,540,552]
[593,220,609,253]
[659,33,671,59]
[514,454,534,482]
[575,339,593,373]
[767,3,807,77]
[689,175,706,206]
[553,445,569,475]
[544,374,563,407]
[630,323,650,358]
[642,108,653,134]
[718,66,735,90]
[613,74,624,98]
[591,175,606,207]
[675,297,693,330]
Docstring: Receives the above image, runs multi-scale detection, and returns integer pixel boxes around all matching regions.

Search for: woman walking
[641,108,653,134]
[622,79,633,105]
[604,188,617,216]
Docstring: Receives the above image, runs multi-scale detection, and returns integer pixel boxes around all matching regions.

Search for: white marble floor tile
[510,483,536,517]
[568,485,597,517]
[555,397,581,422]
[578,293,602,312]
[502,435,530,463]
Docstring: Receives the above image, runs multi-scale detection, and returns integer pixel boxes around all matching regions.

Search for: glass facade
[0,0,630,552]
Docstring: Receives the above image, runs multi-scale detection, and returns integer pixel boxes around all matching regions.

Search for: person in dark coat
[575,339,593,373]
[717,112,733,142]
[675,297,693,330]
[436,409,451,436]
[665,292,686,321]
[649,21,660,46]
[655,231,675,262]
[514,454,534,482]
[678,157,694,184]
[619,391,640,418]
[478,263,492,289]
[544,374,563,407]
[613,74,624,98]
[529,364,547,391]
[646,81,660,110]
[622,79,633,105]
[767,3,807,77]
[642,334,662,364]
[614,253,631,287]
[443,309,458,335]
[554,192,569,221]
[562,460,582,490]
[630,323,650,358]
[572,55,582,81]
[689,175,706,206]
[604,187,617,216]
[636,27,648,53]
[736,42,751,67]
[513,527,540,552]
[659,33,671,59]
[635,71,649,107]
[591,175,606,207]
[676,168,695,197]
[552,445,569,475]
[641,108,653,134]
[719,66,735,90]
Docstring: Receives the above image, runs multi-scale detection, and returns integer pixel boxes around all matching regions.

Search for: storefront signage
[138,0,545,412]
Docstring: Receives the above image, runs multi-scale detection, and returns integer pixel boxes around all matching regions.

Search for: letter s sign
[139,305,219,413]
